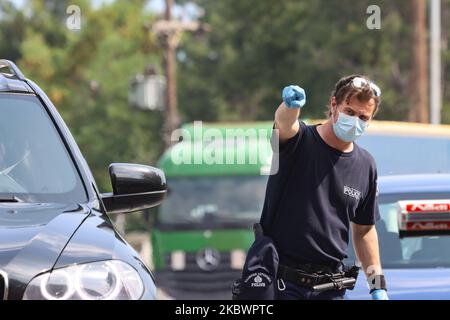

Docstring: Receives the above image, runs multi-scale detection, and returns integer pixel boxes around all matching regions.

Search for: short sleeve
[352,166,381,225]
[271,120,305,155]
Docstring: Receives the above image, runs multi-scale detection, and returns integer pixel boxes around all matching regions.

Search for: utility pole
[409,0,429,123]
[153,0,205,148]
[163,0,179,149]
[430,0,442,125]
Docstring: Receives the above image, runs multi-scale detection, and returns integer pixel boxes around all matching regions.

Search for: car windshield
[358,134,450,176]
[0,94,87,203]
[347,193,450,268]
[158,176,267,224]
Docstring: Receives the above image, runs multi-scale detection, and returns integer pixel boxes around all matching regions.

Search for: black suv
[0,60,166,300]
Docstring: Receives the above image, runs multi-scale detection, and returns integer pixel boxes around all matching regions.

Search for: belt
[289,262,342,274]
[278,264,358,292]
[278,264,340,288]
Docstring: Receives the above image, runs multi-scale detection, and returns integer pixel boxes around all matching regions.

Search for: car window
[347,194,450,268]
[0,93,87,203]
[358,134,450,176]
[158,176,267,224]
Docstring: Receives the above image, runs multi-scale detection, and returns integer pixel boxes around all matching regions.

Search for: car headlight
[23,260,144,300]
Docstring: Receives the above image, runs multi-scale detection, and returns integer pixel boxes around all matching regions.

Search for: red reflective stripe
[405,203,450,213]
[405,221,450,231]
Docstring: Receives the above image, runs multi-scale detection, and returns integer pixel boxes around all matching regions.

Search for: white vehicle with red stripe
[398,200,450,237]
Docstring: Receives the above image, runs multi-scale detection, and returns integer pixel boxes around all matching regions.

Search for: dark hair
[327,74,381,118]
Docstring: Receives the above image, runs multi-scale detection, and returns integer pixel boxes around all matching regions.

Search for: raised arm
[275,85,306,143]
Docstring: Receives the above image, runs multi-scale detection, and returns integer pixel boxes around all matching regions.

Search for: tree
[409,0,429,123]
[177,0,442,123]
[1,0,164,191]
[0,0,26,60]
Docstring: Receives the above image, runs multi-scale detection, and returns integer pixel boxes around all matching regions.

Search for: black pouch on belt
[312,264,360,292]
[232,223,279,300]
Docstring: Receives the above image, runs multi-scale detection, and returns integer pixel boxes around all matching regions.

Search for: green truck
[152,121,275,299]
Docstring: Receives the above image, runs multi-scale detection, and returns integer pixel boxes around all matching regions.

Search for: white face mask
[332,110,368,142]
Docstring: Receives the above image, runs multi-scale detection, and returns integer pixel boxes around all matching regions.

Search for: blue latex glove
[371,289,389,300]
[282,85,306,109]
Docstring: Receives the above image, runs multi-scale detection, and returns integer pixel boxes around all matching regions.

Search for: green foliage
[1,0,164,192]
[178,0,449,124]
[1,0,450,194]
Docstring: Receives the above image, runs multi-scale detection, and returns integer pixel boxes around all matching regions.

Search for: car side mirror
[101,163,167,214]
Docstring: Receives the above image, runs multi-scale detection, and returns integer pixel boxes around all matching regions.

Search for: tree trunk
[409,0,429,123]
[163,0,180,148]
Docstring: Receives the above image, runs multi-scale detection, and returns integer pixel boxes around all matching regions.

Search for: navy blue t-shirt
[260,121,380,267]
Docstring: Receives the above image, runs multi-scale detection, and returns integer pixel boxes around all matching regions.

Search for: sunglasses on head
[341,77,381,97]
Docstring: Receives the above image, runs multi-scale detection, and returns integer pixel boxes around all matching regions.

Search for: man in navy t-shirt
[260,75,388,300]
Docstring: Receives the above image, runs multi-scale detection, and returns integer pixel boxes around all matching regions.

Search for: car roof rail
[0,59,26,81]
